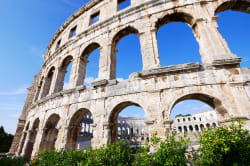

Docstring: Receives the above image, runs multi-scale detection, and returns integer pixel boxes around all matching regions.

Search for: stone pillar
[52,67,66,93]
[102,122,111,144]
[194,18,239,65]
[163,119,173,136]
[69,57,87,87]
[98,43,115,80]
[139,28,161,70]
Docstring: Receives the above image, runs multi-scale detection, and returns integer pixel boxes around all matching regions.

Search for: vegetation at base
[0,156,28,166]
[2,121,249,166]
[197,120,250,166]
[0,126,14,152]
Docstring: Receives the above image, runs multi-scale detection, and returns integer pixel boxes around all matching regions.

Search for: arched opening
[41,67,55,98]
[195,125,199,132]
[25,118,39,159]
[18,122,30,155]
[109,102,148,146]
[215,1,250,67]
[111,26,142,80]
[39,114,60,152]
[212,123,217,127]
[66,109,93,151]
[206,123,210,129]
[55,56,73,92]
[178,126,182,133]
[169,93,225,144]
[156,12,201,66]
[81,43,100,86]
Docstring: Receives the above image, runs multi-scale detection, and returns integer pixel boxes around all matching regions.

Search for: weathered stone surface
[10,0,250,159]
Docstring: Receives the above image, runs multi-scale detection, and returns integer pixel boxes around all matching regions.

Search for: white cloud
[117,78,125,82]
[0,85,28,96]
[63,82,70,90]
[30,46,45,58]
[84,77,96,86]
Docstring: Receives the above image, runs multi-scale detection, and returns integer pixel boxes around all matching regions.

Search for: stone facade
[9,0,250,159]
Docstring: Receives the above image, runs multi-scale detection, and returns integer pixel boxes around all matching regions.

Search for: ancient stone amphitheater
[9,0,250,159]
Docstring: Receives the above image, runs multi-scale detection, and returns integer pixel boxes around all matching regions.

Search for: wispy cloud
[30,46,45,58]
[84,77,96,86]
[0,85,28,96]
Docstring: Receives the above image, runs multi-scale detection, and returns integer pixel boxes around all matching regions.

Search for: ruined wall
[11,0,250,159]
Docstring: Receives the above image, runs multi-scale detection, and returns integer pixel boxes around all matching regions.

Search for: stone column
[52,67,66,93]
[98,43,115,80]
[194,17,239,65]
[69,56,87,87]
[139,28,161,70]
[163,119,173,136]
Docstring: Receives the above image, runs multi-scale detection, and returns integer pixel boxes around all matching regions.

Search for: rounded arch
[169,93,229,119]
[81,42,101,60]
[66,108,93,150]
[80,42,101,86]
[110,26,140,79]
[109,101,144,123]
[39,114,60,152]
[46,66,55,77]
[41,66,55,98]
[155,12,195,30]
[215,0,250,14]
[108,101,147,143]
[61,55,73,69]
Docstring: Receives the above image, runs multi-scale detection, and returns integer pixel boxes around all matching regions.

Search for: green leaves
[198,120,250,166]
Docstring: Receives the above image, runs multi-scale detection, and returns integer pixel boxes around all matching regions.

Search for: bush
[198,121,250,166]
[133,132,189,166]
[0,126,14,152]
[0,156,28,166]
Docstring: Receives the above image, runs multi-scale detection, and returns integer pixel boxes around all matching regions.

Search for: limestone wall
[10,0,250,159]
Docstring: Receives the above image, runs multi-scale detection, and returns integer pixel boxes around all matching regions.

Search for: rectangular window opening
[55,39,61,50]
[90,12,100,25]
[118,0,131,11]
[69,26,77,39]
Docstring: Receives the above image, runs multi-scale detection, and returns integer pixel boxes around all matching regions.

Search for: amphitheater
[9,0,250,159]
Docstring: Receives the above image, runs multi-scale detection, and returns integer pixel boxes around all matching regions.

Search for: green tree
[0,126,14,152]
[198,121,250,166]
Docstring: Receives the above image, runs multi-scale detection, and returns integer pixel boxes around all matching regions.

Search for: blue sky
[0,0,249,134]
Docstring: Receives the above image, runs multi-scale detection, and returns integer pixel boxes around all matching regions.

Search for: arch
[66,108,93,151]
[54,55,73,92]
[111,26,140,79]
[195,125,199,131]
[155,12,195,30]
[25,118,40,159]
[108,101,146,143]
[80,42,101,86]
[212,123,217,127]
[39,114,60,152]
[156,12,201,66]
[200,124,205,131]
[206,123,211,129]
[178,126,182,133]
[170,93,229,118]
[82,43,100,59]
[41,66,55,98]
[189,125,193,132]
[215,0,250,14]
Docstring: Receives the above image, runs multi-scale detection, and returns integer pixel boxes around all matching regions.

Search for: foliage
[30,121,250,166]
[197,120,250,166]
[31,140,134,166]
[175,114,191,118]
[0,126,14,152]
[133,132,189,166]
[0,156,28,166]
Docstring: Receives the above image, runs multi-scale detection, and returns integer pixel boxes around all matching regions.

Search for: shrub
[0,156,28,166]
[198,120,250,166]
